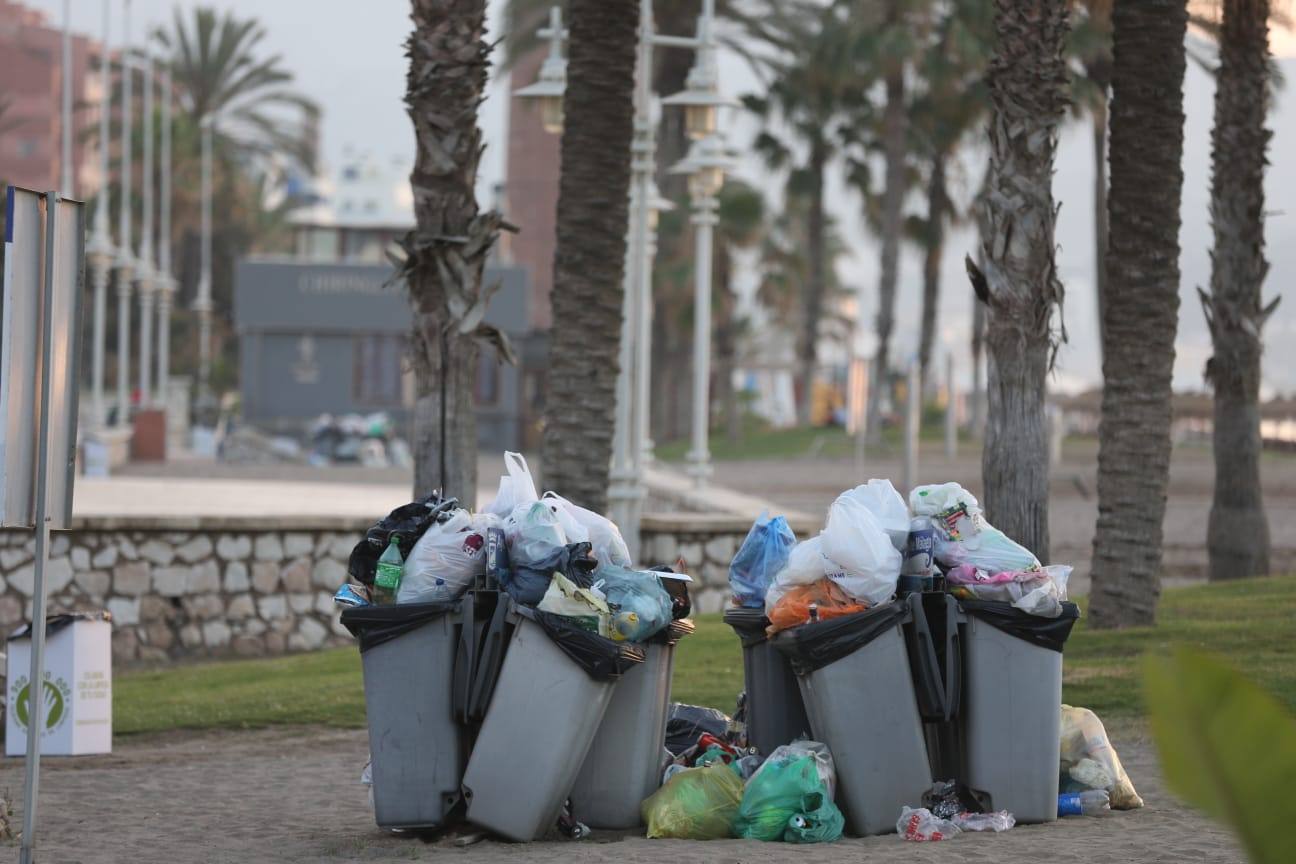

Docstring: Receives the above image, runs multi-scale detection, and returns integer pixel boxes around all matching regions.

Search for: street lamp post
[196,113,215,418]
[86,0,115,430]
[517,0,728,545]
[114,0,134,430]
[156,66,174,409]
[670,134,733,488]
[136,51,155,408]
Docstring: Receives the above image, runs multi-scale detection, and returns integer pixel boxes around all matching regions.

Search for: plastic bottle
[1058,789,1111,817]
[372,535,404,604]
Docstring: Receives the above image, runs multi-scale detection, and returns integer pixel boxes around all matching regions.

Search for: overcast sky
[44,0,1296,396]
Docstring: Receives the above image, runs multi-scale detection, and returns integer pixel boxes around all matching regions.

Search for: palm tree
[539,0,639,512]
[912,0,992,396]
[713,181,766,442]
[745,3,854,425]
[1199,0,1280,581]
[400,0,510,502]
[1069,0,1113,364]
[965,0,1070,561]
[1087,0,1189,629]
[153,8,320,170]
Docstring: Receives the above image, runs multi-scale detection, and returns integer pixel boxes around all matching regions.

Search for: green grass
[654,419,966,463]
[113,575,1296,735]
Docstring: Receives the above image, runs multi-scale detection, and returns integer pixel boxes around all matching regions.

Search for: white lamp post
[513,7,566,135]
[115,0,134,430]
[196,113,215,417]
[156,65,174,409]
[60,0,73,195]
[670,132,734,488]
[517,0,727,546]
[136,50,155,407]
[87,0,115,430]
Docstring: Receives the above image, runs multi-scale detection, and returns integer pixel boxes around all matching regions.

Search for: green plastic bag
[643,764,745,840]
[735,754,843,842]
[784,789,845,843]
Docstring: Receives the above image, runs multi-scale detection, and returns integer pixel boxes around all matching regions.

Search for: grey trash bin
[961,599,1080,824]
[341,601,466,830]
[463,608,645,841]
[723,607,812,757]
[569,619,695,829]
[775,599,933,836]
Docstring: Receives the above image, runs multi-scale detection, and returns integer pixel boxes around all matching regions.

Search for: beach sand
[0,724,1241,863]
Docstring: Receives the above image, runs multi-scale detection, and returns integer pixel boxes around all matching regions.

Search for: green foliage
[1145,645,1296,864]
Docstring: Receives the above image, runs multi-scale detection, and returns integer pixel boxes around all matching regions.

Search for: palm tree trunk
[797,139,828,426]
[1088,0,1188,629]
[974,0,1071,561]
[1092,99,1109,366]
[540,0,638,512]
[1201,0,1276,581]
[867,60,907,443]
[918,150,949,398]
[406,0,499,504]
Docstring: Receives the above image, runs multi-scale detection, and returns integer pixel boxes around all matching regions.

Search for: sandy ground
[0,725,1240,864]
[702,440,1296,594]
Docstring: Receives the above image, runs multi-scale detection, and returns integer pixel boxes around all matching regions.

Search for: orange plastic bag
[767,579,868,635]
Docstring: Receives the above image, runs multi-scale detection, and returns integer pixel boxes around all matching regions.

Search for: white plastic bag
[509,500,568,566]
[482,451,539,518]
[1060,705,1144,809]
[820,491,902,606]
[398,510,485,603]
[542,492,632,567]
[764,536,828,615]
[840,479,910,551]
[897,806,961,842]
[946,564,1071,618]
[909,482,1040,574]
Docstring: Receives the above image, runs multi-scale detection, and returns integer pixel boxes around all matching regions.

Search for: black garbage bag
[665,703,733,756]
[502,542,598,607]
[339,601,458,653]
[347,495,459,585]
[960,599,1081,652]
[772,602,908,676]
[530,609,644,681]
[650,564,693,620]
[923,780,994,819]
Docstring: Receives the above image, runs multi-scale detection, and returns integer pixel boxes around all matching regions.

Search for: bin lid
[723,606,772,646]
[525,607,646,681]
[960,599,1080,653]
[339,600,459,653]
[9,611,111,641]
[772,601,908,676]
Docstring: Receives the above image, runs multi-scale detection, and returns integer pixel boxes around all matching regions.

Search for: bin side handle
[943,594,962,722]
[452,593,476,724]
[468,596,511,721]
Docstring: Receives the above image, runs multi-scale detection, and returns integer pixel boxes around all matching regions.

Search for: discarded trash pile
[335,463,1141,844]
[712,478,1142,842]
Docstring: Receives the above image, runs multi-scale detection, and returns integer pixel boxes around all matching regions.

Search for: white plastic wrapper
[897,806,961,842]
[821,490,903,606]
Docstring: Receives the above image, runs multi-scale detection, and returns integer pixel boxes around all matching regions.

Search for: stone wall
[0,510,812,664]
[0,516,368,663]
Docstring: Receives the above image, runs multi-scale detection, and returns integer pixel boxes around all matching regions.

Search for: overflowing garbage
[336,459,1141,846]
[335,452,695,842]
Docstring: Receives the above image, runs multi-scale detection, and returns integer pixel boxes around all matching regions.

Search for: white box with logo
[6,616,112,756]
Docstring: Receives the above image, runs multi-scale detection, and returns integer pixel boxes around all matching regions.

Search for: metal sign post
[3,186,86,864]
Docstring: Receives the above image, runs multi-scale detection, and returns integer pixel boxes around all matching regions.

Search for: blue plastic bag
[592,564,673,642]
[729,513,797,608]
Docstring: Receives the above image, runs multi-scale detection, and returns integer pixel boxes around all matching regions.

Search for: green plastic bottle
[373,535,404,604]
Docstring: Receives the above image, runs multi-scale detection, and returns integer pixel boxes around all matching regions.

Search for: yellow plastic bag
[643,764,744,839]
[1060,705,1144,809]
[536,572,610,636]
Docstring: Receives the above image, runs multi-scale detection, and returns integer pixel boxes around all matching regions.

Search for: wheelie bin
[723,606,812,756]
